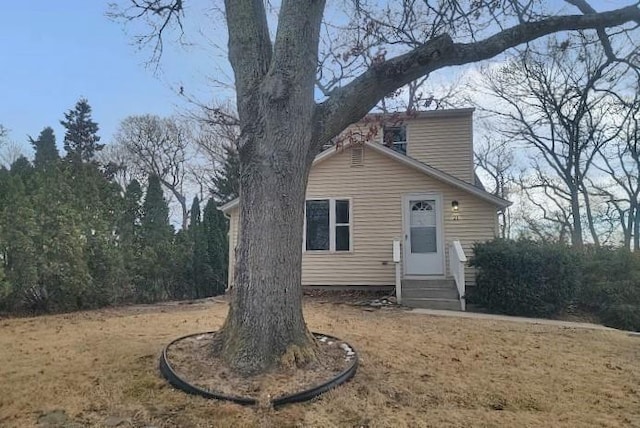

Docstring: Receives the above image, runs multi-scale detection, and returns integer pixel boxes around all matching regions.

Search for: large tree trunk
[214,126,317,374]
[216,0,325,375]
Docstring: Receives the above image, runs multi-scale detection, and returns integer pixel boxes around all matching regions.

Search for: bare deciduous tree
[475,137,515,238]
[474,34,635,248]
[99,142,146,191]
[113,115,192,230]
[190,105,241,203]
[592,100,640,250]
[0,127,26,169]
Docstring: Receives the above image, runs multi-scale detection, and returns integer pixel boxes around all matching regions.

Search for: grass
[0,299,639,427]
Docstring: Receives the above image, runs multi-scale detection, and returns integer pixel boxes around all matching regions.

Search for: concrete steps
[402,286,458,300]
[401,279,462,311]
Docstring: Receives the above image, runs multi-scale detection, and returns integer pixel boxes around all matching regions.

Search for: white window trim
[303,197,353,253]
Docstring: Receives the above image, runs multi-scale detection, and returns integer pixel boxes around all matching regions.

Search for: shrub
[578,247,640,308]
[599,304,640,332]
[468,239,580,317]
[577,247,640,331]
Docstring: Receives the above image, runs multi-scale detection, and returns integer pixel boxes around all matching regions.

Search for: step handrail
[449,240,467,311]
[393,238,402,304]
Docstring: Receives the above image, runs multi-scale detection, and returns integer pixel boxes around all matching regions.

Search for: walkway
[409,308,619,332]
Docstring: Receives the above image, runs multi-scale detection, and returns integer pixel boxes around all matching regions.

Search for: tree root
[280,342,318,369]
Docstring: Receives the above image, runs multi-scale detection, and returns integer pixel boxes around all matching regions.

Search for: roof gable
[220,140,511,213]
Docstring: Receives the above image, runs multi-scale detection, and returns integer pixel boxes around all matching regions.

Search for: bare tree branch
[316,5,640,147]
[111,114,193,229]
[107,0,185,68]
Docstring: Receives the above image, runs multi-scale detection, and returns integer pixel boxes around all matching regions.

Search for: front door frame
[402,192,446,278]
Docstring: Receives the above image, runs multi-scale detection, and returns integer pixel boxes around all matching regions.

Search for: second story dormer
[357,108,475,184]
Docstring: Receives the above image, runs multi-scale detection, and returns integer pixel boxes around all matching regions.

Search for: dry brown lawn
[0,299,639,428]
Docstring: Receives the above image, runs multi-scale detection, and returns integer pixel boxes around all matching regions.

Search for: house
[220,108,510,311]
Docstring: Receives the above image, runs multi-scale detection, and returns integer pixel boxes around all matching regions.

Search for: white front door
[403,193,444,276]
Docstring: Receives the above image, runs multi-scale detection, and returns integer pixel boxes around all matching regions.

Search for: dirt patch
[303,288,391,304]
[165,332,354,401]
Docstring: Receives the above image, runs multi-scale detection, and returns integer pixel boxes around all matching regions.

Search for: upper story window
[383,126,407,155]
[305,199,351,252]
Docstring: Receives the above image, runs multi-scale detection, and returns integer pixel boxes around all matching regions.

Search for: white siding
[227,207,238,289]
[227,146,498,287]
[406,112,474,183]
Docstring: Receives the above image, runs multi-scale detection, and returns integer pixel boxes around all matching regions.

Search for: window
[335,200,350,251]
[305,199,351,251]
[305,200,330,250]
[383,126,407,154]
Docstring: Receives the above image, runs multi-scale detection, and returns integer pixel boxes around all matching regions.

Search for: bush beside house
[579,247,640,331]
[469,239,640,331]
[468,239,579,317]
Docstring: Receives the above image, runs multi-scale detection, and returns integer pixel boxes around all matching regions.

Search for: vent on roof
[350,145,364,167]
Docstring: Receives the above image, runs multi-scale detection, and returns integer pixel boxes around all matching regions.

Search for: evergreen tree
[67,162,125,307]
[30,170,91,312]
[0,165,35,311]
[141,174,172,245]
[211,144,240,204]
[188,196,209,298]
[138,174,174,301]
[1,200,39,311]
[172,229,192,299]
[202,198,228,295]
[29,127,59,169]
[189,196,201,233]
[0,258,8,311]
[118,179,144,301]
[60,98,103,162]
[0,166,12,206]
[9,156,33,177]
[120,179,143,243]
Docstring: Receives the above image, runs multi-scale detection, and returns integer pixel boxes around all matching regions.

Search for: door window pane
[410,199,437,253]
[306,200,329,250]
[410,200,435,226]
[411,227,437,253]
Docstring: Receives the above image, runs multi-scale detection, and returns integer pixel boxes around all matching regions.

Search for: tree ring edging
[159,331,358,407]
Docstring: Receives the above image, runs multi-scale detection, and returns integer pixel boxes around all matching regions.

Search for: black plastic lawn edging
[159,331,358,407]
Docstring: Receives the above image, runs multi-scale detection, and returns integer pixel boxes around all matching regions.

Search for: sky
[0,0,631,159]
[0,1,223,157]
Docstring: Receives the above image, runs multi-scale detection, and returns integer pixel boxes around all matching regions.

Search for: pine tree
[138,174,174,301]
[189,196,201,233]
[30,170,91,312]
[29,127,59,169]
[120,179,143,244]
[202,198,228,295]
[10,156,33,177]
[188,196,209,298]
[60,98,103,162]
[0,168,30,311]
[1,200,39,311]
[211,144,240,204]
[69,163,125,307]
[141,174,172,245]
